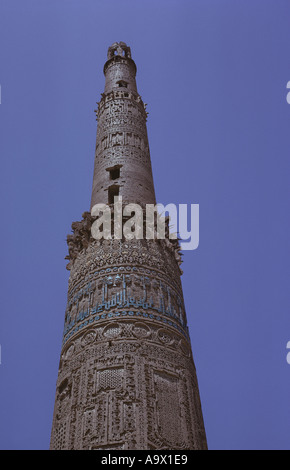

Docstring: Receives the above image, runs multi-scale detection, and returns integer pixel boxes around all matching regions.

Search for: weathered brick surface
[50,43,207,450]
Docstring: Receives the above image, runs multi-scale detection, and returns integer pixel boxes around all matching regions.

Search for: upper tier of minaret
[90,42,156,210]
[103,42,138,94]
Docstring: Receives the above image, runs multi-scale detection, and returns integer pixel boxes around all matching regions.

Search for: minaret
[50,42,207,450]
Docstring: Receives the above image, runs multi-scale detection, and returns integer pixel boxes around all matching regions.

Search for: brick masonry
[50,42,207,450]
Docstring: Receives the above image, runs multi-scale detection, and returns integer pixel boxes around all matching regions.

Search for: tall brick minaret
[50,42,207,450]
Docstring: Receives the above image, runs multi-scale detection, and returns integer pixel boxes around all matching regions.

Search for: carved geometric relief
[103,323,122,340]
[96,367,124,391]
[81,330,96,346]
[157,329,174,346]
[64,344,74,359]
[132,322,151,339]
[52,417,70,450]
[83,408,96,437]
[179,339,191,357]
[81,396,107,447]
[153,371,183,445]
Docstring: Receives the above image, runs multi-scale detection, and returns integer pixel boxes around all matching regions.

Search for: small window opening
[59,378,68,394]
[108,185,119,205]
[117,80,128,88]
[110,168,120,180]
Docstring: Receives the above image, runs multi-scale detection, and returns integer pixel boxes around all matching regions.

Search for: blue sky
[0,0,290,450]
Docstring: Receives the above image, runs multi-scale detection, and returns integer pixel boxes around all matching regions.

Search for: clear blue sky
[0,0,289,450]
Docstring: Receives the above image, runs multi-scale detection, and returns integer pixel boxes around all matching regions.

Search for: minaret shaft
[91,43,155,210]
[50,42,207,451]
